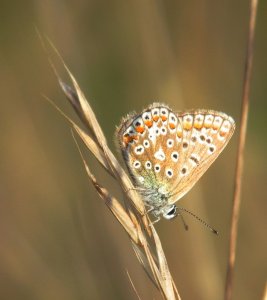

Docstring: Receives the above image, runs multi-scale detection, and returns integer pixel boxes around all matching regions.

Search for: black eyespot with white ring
[160,108,168,115]
[168,112,177,124]
[154,164,161,173]
[133,160,141,169]
[167,139,174,148]
[133,118,143,128]
[145,161,152,170]
[160,126,167,135]
[134,145,144,155]
[127,126,135,135]
[166,168,173,178]
[143,139,150,148]
[171,151,179,162]
[142,112,152,121]
[208,145,216,154]
[151,108,160,118]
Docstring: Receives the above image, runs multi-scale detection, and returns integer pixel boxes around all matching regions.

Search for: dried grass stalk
[224,1,258,299]
[47,43,181,299]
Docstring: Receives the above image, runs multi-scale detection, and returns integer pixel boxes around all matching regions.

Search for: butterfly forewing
[117,103,235,209]
[168,110,235,203]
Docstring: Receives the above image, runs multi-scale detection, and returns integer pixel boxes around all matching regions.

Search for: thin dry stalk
[224,1,258,300]
[262,282,267,300]
[126,270,142,300]
[44,39,181,299]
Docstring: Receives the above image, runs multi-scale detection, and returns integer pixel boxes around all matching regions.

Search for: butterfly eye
[163,205,177,220]
[167,206,176,216]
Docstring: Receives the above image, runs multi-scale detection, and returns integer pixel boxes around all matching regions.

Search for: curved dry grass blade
[49,39,108,147]
[225,1,258,299]
[43,95,113,177]
[72,131,139,245]
[103,149,146,215]
[126,270,142,300]
[45,38,146,216]
[131,242,158,289]
[94,178,139,245]
[262,282,267,300]
[73,124,114,177]
[59,80,98,140]
[151,226,180,300]
[137,226,176,300]
[44,37,180,299]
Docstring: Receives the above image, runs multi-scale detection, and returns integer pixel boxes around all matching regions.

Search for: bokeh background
[0,1,266,299]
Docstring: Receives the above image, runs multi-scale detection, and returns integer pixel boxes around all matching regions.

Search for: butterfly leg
[126,187,147,194]
[145,204,154,213]
[149,216,161,226]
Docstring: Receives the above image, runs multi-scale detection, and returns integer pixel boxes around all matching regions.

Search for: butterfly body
[117,103,235,222]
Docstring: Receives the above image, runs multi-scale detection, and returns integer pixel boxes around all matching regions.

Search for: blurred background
[0,1,266,299]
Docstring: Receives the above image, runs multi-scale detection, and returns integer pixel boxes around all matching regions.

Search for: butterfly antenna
[178,207,218,235]
[179,213,189,231]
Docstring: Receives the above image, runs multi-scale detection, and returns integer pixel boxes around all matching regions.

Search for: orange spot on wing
[153,115,159,121]
[123,134,138,145]
[194,123,202,130]
[177,131,183,138]
[145,120,153,128]
[212,124,220,130]
[169,123,176,129]
[136,126,145,133]
[219,130,227,137]
[123,135,130,145]
[183,122,193,130]
[161,116,167,121]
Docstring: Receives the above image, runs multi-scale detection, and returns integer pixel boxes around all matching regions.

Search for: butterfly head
[162,204,178,220]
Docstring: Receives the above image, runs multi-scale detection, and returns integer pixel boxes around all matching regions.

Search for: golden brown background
[0,1,266,299]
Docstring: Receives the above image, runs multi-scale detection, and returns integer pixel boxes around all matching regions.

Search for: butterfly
[116,103,235,223]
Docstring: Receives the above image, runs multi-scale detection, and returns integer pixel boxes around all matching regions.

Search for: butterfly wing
[116,105,165,191]
[167,109,235,203]
[117,104,235,205]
